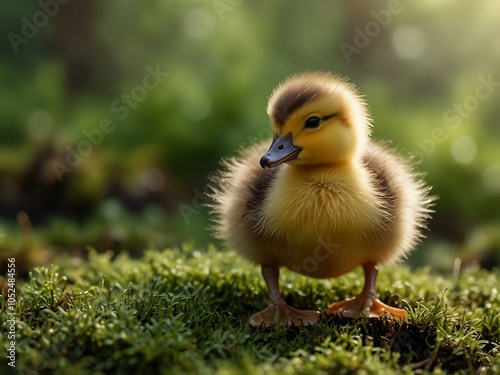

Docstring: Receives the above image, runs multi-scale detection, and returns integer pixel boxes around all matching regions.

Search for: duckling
[209,71,434,327]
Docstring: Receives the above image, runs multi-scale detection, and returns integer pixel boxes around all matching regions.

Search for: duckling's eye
[304,116,321,129]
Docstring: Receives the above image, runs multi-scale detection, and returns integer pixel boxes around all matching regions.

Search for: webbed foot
[250,302,320,327]
[326,263,406,319]
[327,293,406,319]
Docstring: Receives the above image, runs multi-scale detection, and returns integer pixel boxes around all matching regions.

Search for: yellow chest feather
[260,164,385,245]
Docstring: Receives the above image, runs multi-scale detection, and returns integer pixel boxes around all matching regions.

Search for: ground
[1,244,499,374]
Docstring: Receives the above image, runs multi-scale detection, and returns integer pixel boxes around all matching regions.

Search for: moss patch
[2,245,500,374]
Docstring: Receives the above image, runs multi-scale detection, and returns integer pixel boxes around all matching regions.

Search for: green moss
[2,245,499,374]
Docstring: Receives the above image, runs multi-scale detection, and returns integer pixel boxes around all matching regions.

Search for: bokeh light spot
[391,25,426,59]
[183,8,215,39]
[101,199,124,220]
[182,96,212,121]
[451,136,477,164]
[141,167,165,192]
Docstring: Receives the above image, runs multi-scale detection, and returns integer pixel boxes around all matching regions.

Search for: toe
[371,299,406,319]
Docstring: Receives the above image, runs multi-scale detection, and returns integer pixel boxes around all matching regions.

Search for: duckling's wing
[207,141,280,243]
[362,141,435,261]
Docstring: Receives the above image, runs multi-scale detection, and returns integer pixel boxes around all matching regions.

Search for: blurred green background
[1,0,499,272]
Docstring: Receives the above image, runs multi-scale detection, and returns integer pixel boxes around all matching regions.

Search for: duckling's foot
[251,264,320,327]
[326,294,406,319]
[326,263,406,319]
[250,302,320,327]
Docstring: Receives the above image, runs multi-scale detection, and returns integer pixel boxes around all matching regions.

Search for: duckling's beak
[260,132,302,169]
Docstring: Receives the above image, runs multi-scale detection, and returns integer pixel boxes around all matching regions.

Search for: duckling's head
[261,72,371,168]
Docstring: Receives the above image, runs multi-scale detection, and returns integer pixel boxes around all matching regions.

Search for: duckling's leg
[326,263,406,319]
[249,265,320,327]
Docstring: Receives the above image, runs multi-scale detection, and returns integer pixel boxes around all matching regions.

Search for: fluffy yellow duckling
[209,71,434,327]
